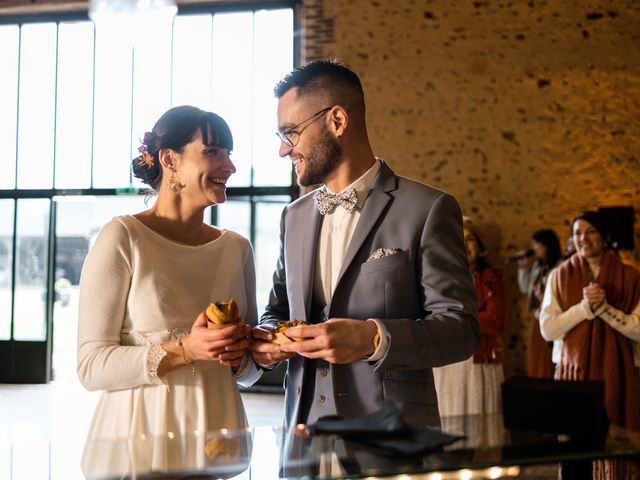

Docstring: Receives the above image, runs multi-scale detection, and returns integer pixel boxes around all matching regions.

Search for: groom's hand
[250,325,296,369]
[278,318,379,364]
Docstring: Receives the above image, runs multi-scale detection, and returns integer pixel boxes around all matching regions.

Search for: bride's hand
[182,313,250,364]
[218,318,252,367]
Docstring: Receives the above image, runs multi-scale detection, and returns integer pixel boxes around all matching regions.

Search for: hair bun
[142,131,154,146]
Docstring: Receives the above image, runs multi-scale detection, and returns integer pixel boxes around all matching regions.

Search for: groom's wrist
[363,319,380,357]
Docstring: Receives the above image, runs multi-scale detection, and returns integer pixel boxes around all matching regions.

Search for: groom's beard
[297,127,342,187]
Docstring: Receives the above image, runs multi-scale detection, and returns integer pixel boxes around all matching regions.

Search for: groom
[251,59,479,429]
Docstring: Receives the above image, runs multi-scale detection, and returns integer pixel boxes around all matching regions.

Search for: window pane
[203,206,214,226]
[216,200,250,241]
[252,9,294,187]
[84,195,152,230]
[55,21,95,189]
[172,14,212,109]
[255,199,287,314]
[0,200,14,340]
[131,14,173,185]
[13,199,50,341]
[212,12,253,188]
[92,24,133,188]
[52,195,150,380]
[0,26,19,190]
[17,23,57,189]
[53,198,91,381]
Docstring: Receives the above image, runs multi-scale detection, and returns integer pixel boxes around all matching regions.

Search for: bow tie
[314,188,359,215]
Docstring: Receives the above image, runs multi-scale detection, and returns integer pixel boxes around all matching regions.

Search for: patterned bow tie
[314,187,359,215]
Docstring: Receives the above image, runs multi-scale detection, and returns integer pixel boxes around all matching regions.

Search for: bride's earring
[169,170,185,192]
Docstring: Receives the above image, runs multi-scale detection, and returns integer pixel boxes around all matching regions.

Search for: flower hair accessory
[137,131,154,168]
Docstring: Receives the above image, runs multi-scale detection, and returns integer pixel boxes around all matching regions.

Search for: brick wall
[301,0,640,376]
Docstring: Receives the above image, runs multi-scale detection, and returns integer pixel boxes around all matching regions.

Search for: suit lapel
[299,196,323,318]
[333,162,397,292]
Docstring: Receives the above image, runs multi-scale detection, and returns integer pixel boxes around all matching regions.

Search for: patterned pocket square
[367,248,403,262]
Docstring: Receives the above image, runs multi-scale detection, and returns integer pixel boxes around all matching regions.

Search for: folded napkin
[308,401,409,437]
[308,402,463,455]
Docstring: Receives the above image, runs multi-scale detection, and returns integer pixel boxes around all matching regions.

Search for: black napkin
[308,402,463,455]
[308,402,409,437]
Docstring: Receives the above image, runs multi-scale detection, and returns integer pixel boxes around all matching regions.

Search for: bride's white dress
[77,215,260,477]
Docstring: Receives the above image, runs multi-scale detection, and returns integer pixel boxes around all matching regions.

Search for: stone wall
[302,0,640,376]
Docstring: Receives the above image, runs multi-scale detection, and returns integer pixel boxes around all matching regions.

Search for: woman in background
[434,217,506,416]
[77,106,260,477]
[540,210,640,479]
[517,228,562,378]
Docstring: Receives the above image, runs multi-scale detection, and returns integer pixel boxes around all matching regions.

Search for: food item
[205,299,240,328]
[204,437,239,459]
[272,320,308,344]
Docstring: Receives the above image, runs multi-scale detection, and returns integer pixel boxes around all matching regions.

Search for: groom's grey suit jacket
[261,160,479,428]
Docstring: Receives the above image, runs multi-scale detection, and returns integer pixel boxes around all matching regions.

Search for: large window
[0,3,297,381]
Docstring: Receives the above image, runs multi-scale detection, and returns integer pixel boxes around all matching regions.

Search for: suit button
[317,394,326,403]
[319,369,328,377]
[297,387,301,395]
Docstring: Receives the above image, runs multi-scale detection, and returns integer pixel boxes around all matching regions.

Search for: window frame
[0,1,300,383]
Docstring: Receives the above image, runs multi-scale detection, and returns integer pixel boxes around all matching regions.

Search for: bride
[77,105,260,477]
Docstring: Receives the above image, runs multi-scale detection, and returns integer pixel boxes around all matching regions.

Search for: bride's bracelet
[175,337,192,365]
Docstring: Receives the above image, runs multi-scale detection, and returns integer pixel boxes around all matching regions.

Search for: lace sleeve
[120,326,190,386]
[145,343,168,384]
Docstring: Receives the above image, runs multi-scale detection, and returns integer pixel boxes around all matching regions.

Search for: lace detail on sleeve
[146,343,168,384]
[119,325,191,385]
[145,344,167,384]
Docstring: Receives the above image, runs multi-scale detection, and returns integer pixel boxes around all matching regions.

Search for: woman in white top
[434,218,506,417]
[77,105,261,477]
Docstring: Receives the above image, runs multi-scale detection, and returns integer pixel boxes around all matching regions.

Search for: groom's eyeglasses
[275,107,333,147]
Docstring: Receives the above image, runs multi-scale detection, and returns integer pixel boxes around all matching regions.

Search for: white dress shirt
[313,159,388,360]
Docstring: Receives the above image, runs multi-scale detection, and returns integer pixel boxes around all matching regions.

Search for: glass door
[0,199,52,383]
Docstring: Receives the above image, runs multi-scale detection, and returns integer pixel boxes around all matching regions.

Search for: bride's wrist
[176,336,193,364]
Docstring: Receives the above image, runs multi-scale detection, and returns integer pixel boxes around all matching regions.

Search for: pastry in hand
[205,299,240,329]
[272,320,308,344]
[204,437,239,460]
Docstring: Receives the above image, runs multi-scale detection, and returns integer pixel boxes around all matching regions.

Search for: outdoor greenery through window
[0,4,296,381]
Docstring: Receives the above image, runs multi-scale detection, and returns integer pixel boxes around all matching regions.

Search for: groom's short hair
[274,59,366,117]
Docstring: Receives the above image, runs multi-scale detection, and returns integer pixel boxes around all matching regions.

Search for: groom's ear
[328,105,348,138]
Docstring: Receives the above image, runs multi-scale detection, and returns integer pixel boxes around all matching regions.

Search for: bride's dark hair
[132,105,233,190]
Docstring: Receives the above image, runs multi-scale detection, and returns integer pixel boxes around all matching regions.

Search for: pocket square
[367,248,403,262]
